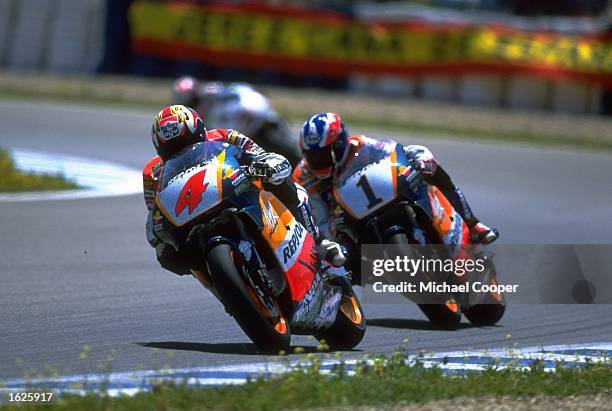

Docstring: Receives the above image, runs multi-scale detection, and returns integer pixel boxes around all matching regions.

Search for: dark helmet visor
[304,146,334,179]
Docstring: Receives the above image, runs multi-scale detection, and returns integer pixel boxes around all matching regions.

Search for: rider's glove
[248,161,274,181]
[414,159,437,176]
[316,238,347,267]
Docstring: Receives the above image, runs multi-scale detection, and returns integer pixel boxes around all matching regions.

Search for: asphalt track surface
[1,100,611,380]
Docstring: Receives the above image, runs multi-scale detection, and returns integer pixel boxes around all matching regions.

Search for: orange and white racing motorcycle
[332,138,505,328]
[153,140,365,351]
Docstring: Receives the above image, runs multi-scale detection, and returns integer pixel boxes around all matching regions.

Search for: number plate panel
[334,156,396,219]
[157,163,221,227]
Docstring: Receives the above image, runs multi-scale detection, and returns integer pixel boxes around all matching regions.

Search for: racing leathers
[143,129,342,275]
[293,135,499,244]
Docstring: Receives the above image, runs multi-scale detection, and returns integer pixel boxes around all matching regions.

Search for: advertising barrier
[129,1,612,87]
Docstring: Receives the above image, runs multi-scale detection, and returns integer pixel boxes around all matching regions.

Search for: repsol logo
[282,223,304,264]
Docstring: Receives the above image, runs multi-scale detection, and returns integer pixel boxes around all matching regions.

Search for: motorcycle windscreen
[333,145,399,220]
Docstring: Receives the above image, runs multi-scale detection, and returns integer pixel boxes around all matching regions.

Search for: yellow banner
[129,1,612,84]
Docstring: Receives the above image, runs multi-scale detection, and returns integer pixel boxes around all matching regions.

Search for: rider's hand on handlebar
[413,159,437,176]
[247,161,274,181]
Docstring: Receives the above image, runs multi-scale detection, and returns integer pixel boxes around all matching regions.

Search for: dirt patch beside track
[317,393,612,411]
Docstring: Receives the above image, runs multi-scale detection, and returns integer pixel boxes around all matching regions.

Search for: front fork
[187,210,278,296]
[364,201,420,243]
[320,263,355,297]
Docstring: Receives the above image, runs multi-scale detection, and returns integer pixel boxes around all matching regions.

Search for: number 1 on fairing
[356,174,382,209]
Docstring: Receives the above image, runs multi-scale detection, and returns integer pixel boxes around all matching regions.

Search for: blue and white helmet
[299,113,348,179]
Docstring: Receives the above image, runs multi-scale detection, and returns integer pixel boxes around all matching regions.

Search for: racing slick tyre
[463,277,506,326]
[386,233,463,328]
[417,303,463,328]
[207,243,291,351]
[315,294,366,350]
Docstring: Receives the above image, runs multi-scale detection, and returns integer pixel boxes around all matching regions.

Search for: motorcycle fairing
[157,162,221,227]
[156,145,244,227]
[253,192,345,328]
[333,141,399,220]
[333,140,471,247]
[258,189,317,302]
[290,274,341,332]
[411,184,471,247]
[155,141,338,323]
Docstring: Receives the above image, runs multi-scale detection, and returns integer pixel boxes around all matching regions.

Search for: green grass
[2,354,610,410]
[0,148,79,192]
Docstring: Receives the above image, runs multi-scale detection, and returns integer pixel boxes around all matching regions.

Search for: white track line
[0,149,141,201]
[2,343,610,398]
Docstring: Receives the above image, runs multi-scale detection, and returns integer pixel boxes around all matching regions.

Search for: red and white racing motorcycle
[153,141,366,350]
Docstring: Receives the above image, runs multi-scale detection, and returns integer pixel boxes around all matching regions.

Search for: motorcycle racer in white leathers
[172,77,301,167]
[293,112,499,245]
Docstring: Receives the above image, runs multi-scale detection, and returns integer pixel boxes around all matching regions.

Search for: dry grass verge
[1,70,611,150]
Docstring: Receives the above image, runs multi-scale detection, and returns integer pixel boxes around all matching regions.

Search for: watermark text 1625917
[7,392,54,402]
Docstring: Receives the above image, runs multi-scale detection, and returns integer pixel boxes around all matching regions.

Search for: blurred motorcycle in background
[172,77,302,167]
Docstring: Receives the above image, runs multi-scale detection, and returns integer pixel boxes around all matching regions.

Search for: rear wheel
[315,294,366,350]
[207,243,290,351]
[463,277,506,326]
[386,233,463,328]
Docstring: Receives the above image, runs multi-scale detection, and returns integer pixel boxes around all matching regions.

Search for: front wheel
[418,301,462,328]
[207,243,291,351]
[463,277,506,326]
[386,233,463,328]
[315,294,366,350]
